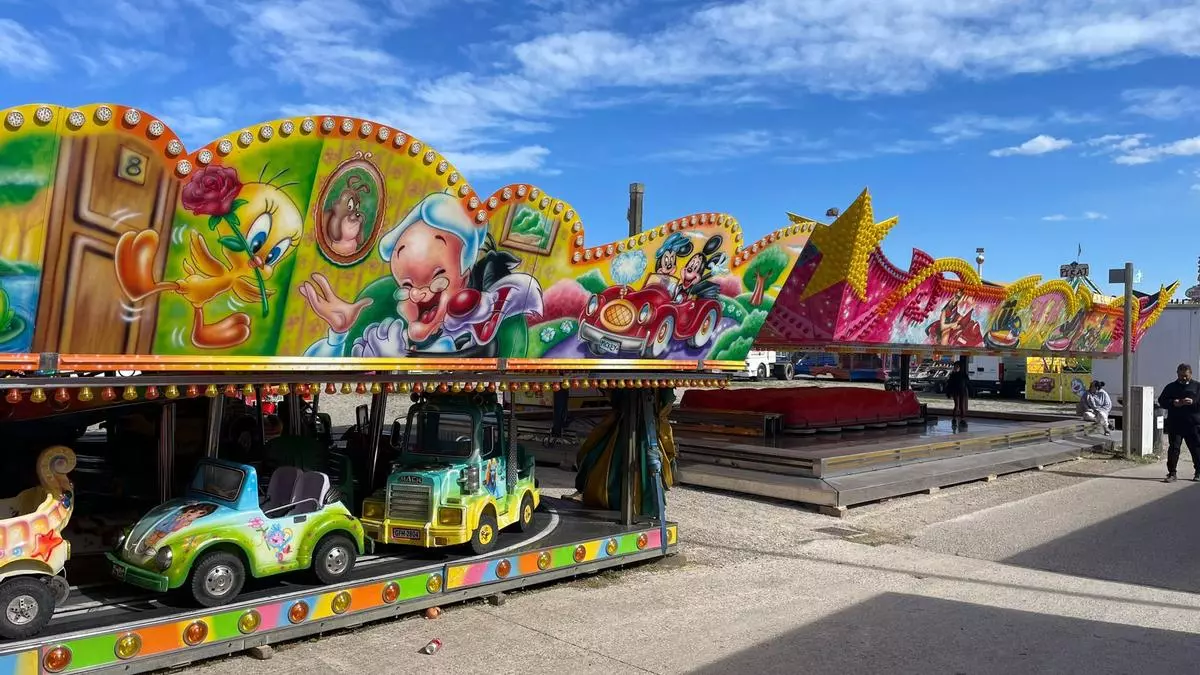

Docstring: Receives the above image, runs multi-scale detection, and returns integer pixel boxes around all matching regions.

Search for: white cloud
[155,88,256,148]
[1122,86,1200,120]
[930,110,1094,144]
[259,0,1200,173]
[1192,184,1200,192]
[0,19,54,77]
[509,0,1200,98]
[441,145,555,177]
[194,0,418,93]
[650,130,797,162]
[989,135,1073,157]
[1114,136,1200,165]
[97,0,1200,183]
[56,0,181,35]
[75,44,184,83]
[1042,211,1107,221]
[1085,133,1151,156]
[931,114,1037,143]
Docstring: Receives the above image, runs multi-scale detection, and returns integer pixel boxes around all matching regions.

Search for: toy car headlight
[363,501,384,518]
[154,546,173,571]
[586,295,599,316]
[437,508,463,526]
[638,303,652,324]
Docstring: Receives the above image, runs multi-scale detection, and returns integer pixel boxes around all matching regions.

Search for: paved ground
[187,385,1200,674]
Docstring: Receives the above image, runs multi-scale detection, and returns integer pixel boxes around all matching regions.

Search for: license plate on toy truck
[598,338,620,354]
[391,527,421,540]
[111,563,126,580]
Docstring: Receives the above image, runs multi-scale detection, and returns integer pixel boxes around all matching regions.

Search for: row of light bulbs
[3,378,729,404]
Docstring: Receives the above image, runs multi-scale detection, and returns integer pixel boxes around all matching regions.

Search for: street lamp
[975,248,985,277]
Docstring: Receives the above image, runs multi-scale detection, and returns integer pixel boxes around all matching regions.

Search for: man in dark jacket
[1158,363,1200,482]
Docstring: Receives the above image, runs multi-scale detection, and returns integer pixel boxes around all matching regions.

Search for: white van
[967,356,1027,397]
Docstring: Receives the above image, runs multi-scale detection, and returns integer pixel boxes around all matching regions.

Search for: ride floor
[674,415,1100,512]
[0,498,676,674]
[518,412,1098,512]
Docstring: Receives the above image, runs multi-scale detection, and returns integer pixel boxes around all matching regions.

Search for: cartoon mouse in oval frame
[314,154,387,266]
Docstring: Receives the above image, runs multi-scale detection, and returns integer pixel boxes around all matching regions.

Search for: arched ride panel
[0,103,809,372]
[763,189,1178,357]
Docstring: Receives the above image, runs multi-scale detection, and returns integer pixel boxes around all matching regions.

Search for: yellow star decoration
[799,189,897,301]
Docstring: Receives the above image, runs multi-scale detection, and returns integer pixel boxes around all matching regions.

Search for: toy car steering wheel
[455,435,470,443]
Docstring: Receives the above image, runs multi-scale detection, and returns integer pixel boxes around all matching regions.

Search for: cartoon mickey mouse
[680,235,728,299]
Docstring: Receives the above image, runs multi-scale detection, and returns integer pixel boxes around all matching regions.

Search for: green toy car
[107,459,366,607]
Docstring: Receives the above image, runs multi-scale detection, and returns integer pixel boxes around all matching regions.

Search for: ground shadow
[1001,482,1200,593]
[689,592,1199,675]
[1045,469,1167,482]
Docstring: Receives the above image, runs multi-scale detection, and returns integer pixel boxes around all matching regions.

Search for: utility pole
[621,182,644,526]
[627,183,644,237]
[1109,263,1134,456]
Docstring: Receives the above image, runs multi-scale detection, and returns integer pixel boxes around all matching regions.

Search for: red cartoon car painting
[579,273,722,358]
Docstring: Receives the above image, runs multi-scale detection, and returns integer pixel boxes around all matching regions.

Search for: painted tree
[742,245,789,306]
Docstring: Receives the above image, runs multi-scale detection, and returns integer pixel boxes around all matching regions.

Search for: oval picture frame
[313,153,387,266]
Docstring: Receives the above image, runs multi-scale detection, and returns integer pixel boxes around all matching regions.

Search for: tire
[514,492,536,533]
[687,309,719,348]
[313,533,357,585]
[0,576,55,640]
[189,550,246,608]
[642,316,675,359]
[757,364,768,380]
[470,508,499,555]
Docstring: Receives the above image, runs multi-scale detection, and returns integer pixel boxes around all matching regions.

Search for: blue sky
[1,0,1199,296]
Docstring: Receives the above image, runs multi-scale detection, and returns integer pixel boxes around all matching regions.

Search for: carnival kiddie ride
[0,101,812,673]
[0,446,75,640]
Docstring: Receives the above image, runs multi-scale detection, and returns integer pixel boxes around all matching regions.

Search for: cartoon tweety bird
[113,165,303,349]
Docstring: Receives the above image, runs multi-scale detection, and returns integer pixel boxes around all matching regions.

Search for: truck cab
[361,393,539,555]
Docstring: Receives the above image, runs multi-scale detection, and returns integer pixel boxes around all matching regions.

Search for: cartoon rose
[181,165,244,216]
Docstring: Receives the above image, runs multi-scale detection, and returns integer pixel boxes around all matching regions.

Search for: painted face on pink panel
[389,221,468,343]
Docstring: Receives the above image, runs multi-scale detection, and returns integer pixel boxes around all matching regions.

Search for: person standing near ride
[1158,363,1200,483]
[945,361,971,424]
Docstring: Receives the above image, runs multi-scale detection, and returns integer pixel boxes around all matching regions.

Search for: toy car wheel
[0,576,56,640]
[189,550,246,607]
[757,363,768,379]
[514,492,536,533]
[313,533,357,585]
[470,509,499,555]
[47,574,70,605]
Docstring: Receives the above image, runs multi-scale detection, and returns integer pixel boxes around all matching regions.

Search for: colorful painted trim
[446,524,678,590]
[0,525,676,674]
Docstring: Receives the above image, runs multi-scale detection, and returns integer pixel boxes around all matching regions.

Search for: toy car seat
[292,471,330,515]
[262,466,303,515]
